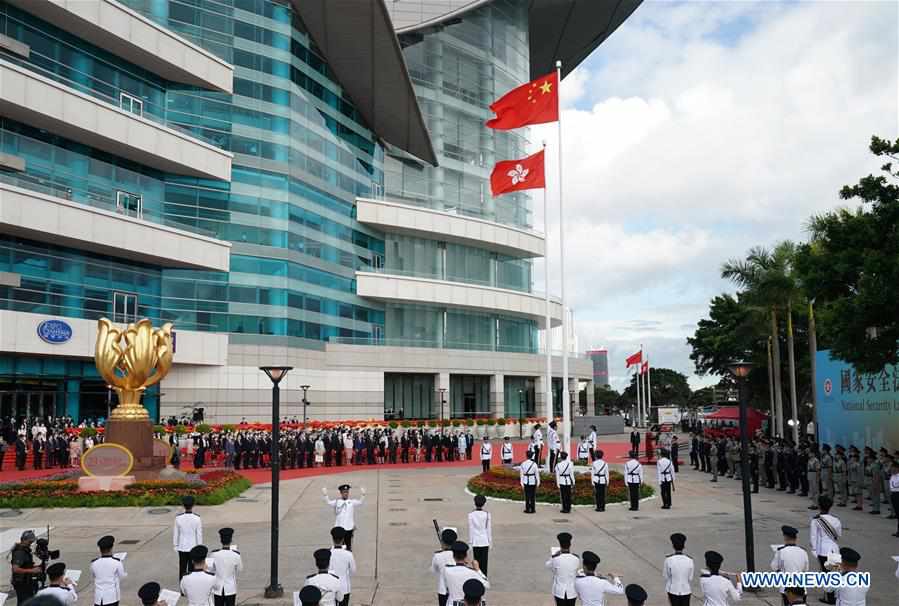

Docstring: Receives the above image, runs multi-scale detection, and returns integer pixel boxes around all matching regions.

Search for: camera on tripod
[34,537,60,588]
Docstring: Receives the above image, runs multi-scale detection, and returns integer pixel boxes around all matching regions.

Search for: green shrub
[153,425,166,434]
[196,423,213,434]
[486,419,496,426]
[79,427,97,438]
[174,424,188,435]
[388,421,398,429]
[496,418,507,426]
[476,419,486,426]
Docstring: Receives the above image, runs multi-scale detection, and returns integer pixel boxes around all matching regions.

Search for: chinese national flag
[486,71,559,130]
[490,150,545,197]
[625,350,643,368]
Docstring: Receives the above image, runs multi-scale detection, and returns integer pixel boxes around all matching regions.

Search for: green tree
[687,293,761,376]
[593,384,621,414]
[621,367,692,410]
[795,136,899,372]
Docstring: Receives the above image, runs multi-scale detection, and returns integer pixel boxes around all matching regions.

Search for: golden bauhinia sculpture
[95,318,174,421]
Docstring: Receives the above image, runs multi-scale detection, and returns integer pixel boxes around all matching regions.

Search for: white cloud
[528,0,897,391]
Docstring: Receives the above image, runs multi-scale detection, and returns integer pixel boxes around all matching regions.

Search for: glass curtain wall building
[0,0,636,423]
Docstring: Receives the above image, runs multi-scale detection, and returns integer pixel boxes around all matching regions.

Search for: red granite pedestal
[104,419,166,480]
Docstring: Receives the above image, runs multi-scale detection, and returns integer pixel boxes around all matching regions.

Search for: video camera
[34,535,60,589]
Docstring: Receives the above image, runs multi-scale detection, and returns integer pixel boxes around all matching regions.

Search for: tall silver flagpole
[646,357,652,424]
[542,141,552,441]
[556,60,570,454]
[639,343,645,426]
[635,363,641,427]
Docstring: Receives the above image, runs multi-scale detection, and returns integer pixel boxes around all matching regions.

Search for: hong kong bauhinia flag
[490,149,545,197]
[625,350,643,368]
[486,72,559,130]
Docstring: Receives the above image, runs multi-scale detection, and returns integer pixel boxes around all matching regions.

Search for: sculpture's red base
[104,419,166,480]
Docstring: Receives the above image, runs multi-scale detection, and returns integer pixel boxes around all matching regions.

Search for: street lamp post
[728,359,756,577]
[438,388,447,435]
[260,366,292,599]
[300,385,310,427]
[518,389,524,440]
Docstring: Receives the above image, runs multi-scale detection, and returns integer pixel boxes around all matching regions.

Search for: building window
[116,190,142,218]
[113,292,138,323]
[120,92,143,116]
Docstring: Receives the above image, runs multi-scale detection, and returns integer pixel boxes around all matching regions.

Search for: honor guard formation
[6,425,899,606]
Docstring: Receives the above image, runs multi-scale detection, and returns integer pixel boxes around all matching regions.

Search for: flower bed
[467,466,654,505]
[0,470,250,508]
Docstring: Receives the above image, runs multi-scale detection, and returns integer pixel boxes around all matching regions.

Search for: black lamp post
[300,385,310,427]
[260,366,292,599]
[438,388,447,435]
[518,389,524,439]
[728,359,755,577]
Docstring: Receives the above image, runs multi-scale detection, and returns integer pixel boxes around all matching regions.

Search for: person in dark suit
[630,430,640,457]
[671,435,680,473]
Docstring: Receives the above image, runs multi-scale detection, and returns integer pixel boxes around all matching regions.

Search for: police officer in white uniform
[699,551,741,606]
[532,424,544,466]
[298,585,322,606]
[501,438,513,465]
[138,582,165,606]
[91,535,126,606]
[591,449,609,512]
[547,421,561,473]
[431,528,458,606]
[588,426,598,461]
[770,525,809,605]
[663,533,693,606]
[442,541,489,606]
[36,562,77,606]
[209,528,242,606]
[174,496,203,580]
[323,484,365,551]
[479,437,492,473]
[575,551,623,606]
[519,452,540,514]
[810,496,842,604]
[546,532,579,606]
[329,527,355,606]
[555,452,575,514]
[306,549,343,606]
[625,452,644,511]
[833,547,867,606]
[180,545,217,606]
[468,495,492,574]
[657,449,676,509]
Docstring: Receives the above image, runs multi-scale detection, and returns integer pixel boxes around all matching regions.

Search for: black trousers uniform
[668,593,691,606]
[559,485,572,512]
[214,596,236,606]
[472,546,489,575]
[627,482,640,510]
[178,550,191,580]
[523,484,537,513]
[594,482,606,511]
[344,529,354,551]
[660,481,673,508]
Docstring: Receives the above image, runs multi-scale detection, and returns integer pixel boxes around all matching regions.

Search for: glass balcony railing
[361,266,541,296]
[327,336,589,358]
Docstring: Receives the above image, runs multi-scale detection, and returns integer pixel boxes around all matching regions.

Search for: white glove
[360,487,366,495]
[321,487,328,495]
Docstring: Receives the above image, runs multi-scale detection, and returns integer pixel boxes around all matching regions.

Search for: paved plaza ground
[1,433,897,606]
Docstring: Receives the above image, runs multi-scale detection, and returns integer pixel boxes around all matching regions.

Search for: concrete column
[535,375,550,420]
[585,379,595,415]
[427,36,445,206]
[489,374,504,418]
[436,372,450,421]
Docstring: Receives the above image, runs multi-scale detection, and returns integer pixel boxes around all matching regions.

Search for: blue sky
[529,0,898,392]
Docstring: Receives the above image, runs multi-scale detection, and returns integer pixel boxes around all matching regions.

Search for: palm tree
[722,242,801,441]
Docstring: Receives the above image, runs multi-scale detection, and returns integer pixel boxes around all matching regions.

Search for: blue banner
[815,349,899,450]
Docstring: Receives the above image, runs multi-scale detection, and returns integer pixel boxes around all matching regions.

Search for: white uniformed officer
[329,527,355,606]
[770,525,809,604]
[36,562,77,606]
[625,452,644,511]
[479,437,492,473]
[532,424,544,466]
[461,579,486,606]
[555,452,575,514]
[467,495,492,574]
[547,422,560,473]
[575,551,623,606]
[323,484,365,551]
[209,528,242,606]
[91,535,126,606]
[591,450,609,512]
[657,449,676,509]
[180,545,217,606]
[501,437,513,465]
[298,585,322,606]
[663,533,693,606]
[174,496,203,580]
[306,549,343,606]
[699,551,741,606]
[519,452,540,514]
[588,426,598,461]
[833,547,867,606]
[430,528,458,606]
[442,541,489,606]
[546,532,579,606]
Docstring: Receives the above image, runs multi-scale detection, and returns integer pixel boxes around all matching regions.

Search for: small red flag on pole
[625,351,643,368]
[490,149,546,197]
